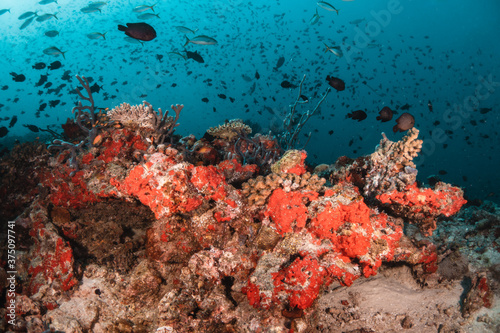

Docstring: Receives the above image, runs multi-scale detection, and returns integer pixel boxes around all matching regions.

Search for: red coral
[376,182,467,235]
[191,165,227,201]
[265,188,319,235]
[272,256,327,309]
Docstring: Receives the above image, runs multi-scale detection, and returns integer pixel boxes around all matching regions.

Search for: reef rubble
[0,98,499,332]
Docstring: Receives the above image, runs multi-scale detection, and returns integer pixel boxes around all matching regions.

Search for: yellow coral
[206,119,251,141]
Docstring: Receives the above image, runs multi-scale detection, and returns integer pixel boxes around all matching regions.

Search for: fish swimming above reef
[81,6,102,13]
[90,83,103,93]
[310,9,320,25]
[39,0,58,4]
[273,56,285,71]
[346,110,367,121]
[137,13,160,20]
[427,100,433,112]
[133,4,157,13]
[317,1,339,14]
[10,72,26,82]
[323,43,343,57]
[9,115,17,128]
[48,61,62,70]
[43,46,66,59]
[183,35,217,46]
[0,126,8,137]
[18,11,37,20]
[376,106,393,122]
[393,112,415,132]
[20,17,36,30]
[44,30,59,37]
[281,80,297,89]
[87,32,107,40]
[118,22,156,41]
[326,75,345,91]
[0,9,10,16]
[36,13,58,22]
[185,50,204,63]
[33,62,46,70]
[174,26,197,34]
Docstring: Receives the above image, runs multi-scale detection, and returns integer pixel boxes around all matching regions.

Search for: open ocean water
[0,0,499,203]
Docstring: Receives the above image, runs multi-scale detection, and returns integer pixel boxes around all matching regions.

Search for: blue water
[0,0,499,202]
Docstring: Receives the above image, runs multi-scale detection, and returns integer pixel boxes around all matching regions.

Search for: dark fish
[393,112,415,132]
[185,50,204,63]
[48,61,62,70]
[328,130,334,135]
[0,126,8,137]
[23,124,40,132]
[346,110,367,121]
[33,62,46,70]
[326,75,345,91]
[1,85,8,90]
[400,103,411,110]
[438,170,447,175]
[201,97,209,103]
[217,94,227,99]
[156,54,163,62]
[263,106,275,115]
[427,100,433,112]
[273,56,285,71]
[35,74,48,87]
[44,82,53,88]
[10,72,26,82]
[49,100,60,107]
[281,80,297,89]
[255,71,260,79]
[299,95,309,102]
[118,22,156,41]
[90,83,103,93]
[479,107,492,114]
[229,97,235,103]
[9,115,17,128]
[376,106,393,122]
[38,103,47,111]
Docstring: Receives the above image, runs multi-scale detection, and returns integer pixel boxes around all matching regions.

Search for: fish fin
[183,35,190,47]
[102,32,107,40]
[118,24,127,31]
[151,3,157,12]
[61,51,66,60]
[54,13,58,20]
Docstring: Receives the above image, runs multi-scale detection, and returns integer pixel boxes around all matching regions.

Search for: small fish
[18,11,37,20]
[346,110,367,121]
[317,1,339,14]
[20,16,35,30]
[90,83,103,93]
[0,126,8,138]
[400,103,411,110]
[310,9,320,25]
[273,56,285,71]
[137,13,160,20]
[0,9,10,16]
[323,43,343,57]
[349,18,365,25]
[9,115,17,128]
[36,13,58,22]
[242,74,252,82]
[10,72,26,82]
[48,61,62,70]
[35,74,48,87]
[39,0,58,4]
[174,26,198,34]
[87,32,107,40]
[133,4,157,13]
[45,30,59,37]
[118,22,156,41]
[184,35,217,46]
[80,6,102,13]
[33,62,46,69]
[255,71,260,79]
[326,75,345,91]
[376,106,393,122]
[43,46,66,59]
[393,112,415,132]
[49,100,60,107]
[201,97,209,103]
[184,50,204,63]
[88,1,107,9]
[218,94,227,99]
[167,51,186,60]
[123,37,144,45]
[281,80,297,89]
[23,124,40,132]
[427,100,433,112]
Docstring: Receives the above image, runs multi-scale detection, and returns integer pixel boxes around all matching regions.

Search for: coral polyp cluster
[2,97,492,333]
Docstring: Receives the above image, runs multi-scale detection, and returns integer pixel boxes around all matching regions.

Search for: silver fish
[87,32,107,40]
[137,13,159,20]
[167,52,186,61]
[317,1,339,15]
[323,42,343,57]
[45,30,59,37]
[39,0,58,4]
[80,6,101,13]
[88,1,107,9]
[123,37,144,45]
[310,9,320,25]
[36,13,58,22]
[43,46,66,59]
[133,4,157,13]
[20,17,35,30]
[183,35,217,46]
[18,11,37,20]
[174,26,198,34]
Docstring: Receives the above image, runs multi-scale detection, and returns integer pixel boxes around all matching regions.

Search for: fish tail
[151,3,157,12]
[61,51,66,60]
[118,24,127,31]
[54,13,58,20]
[183,35,190,47]
[102,32,107,40]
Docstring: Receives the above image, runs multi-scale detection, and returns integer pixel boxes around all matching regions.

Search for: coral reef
[1,87,495,332]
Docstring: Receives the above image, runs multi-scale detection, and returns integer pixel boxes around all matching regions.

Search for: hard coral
[207,119,251,142]
[271,149,307,175]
